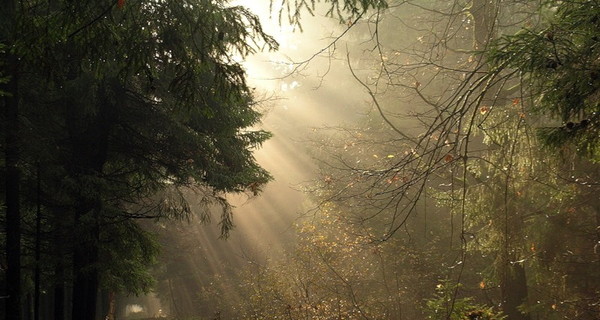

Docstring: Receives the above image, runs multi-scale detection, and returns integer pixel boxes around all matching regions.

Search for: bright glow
[142,2,372,318]
[228,0,369,254]
[125,304,144,315]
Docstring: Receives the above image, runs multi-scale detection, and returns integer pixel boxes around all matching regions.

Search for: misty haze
[1,0,599,320]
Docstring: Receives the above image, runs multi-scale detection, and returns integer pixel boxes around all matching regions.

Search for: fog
[118,1,600,319]
[4,1,597,319]
[233,0,371,255]
[119,2,376,318]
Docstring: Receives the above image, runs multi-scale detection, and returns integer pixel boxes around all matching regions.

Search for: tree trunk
[71,246,99,320]
[471,0,496,51]
[64,51,110,320]
[53,221,66,320]
[34,163,41,320]
[53,277,65,320]
[102,291,116,320]
[25,294,32,320]
[2,7,22,316]
[4,79,22,320]
[500,262,530,320]
[71,206,100,320]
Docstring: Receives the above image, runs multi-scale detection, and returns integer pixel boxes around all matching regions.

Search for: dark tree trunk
[34,163,41,320]
[71,206,100,320]
[67,81,113,320]
[52,207,66,320]
[500,261,531,320]
[4,78,22,320]
[2,6,22,315]
[99,290,116,320]
[53,279,65,320]
[38,291,53,320]
[71,250,99,320]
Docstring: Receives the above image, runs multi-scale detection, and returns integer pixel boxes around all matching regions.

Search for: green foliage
[487,0,600,159]
[424,280,505,320]
[272,0,388,29]
[100,221,160,295]
[1,0,280,315]
[431,87,600,319]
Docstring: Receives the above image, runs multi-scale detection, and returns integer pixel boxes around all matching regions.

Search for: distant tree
[236,0,600,319]
[273,0,599,319]
[313,0,600,318]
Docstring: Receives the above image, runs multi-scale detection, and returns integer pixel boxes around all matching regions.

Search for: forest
[1,0,599,319]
